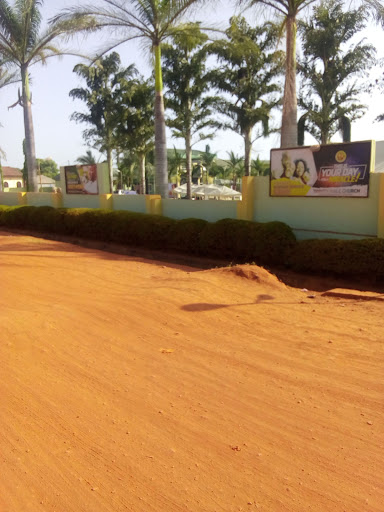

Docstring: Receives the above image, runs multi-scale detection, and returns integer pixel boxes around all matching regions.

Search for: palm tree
[241,0,317,148]
[208,16,283,175]
[76,149,97,165]
[199,144,216,183]
[162,25,219,198]
[113,77,155,194]
[168,146,185,183]
[298,0,375,144]
[226,150,243,189]
[0,0,95,191]
[70,53,137,191]
[53,0,209,199]
[242,0,384,148]
[0,65,19,158]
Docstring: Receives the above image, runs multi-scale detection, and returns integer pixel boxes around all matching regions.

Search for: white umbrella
[172,184,200,195]
[172,183,242,199]
[194,184,242,198]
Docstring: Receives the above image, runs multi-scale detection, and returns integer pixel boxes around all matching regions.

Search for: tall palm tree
[298,0,375,144]
[113,77,154,194]
[70,53,137,191]
[208,16,283,175]
[53,0,210,198]
[162,25,219,198]
[241,0,317,149]
[0,0,95,192]
[242,0,384,149]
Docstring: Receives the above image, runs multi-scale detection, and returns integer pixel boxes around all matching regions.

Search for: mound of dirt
[210,264,287,290]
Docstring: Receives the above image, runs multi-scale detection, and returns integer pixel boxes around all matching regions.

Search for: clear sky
[0,0,383,170]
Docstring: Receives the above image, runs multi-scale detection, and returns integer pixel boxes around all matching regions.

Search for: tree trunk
[154,44,168,198]
[21,65,38,192]
[185,128,192,199]
[244,127,252,176]
[321,131,328,145]
[107,144,113,193]
[281,15,298,149]
[139,153,146,194]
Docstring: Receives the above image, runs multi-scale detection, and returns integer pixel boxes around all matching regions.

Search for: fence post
[100,194,114,210]
[18,192,28,205]
[377,173,384,238]
[237,176,255,221]
[51,191,63,209]
[145,195,162,216]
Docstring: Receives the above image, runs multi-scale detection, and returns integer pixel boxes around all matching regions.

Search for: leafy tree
[208,16,283,175]
[162,25,219,198]
[0,65,18,158]
[77,149,97,165]
[70,52,137,191]
[298,0,376,144]
[168,146,185,182]
[37,157,59,179]
[251,156,270,176]
[0,0,95,191]
[196,145,217,183]
[226,150,244,189]
[118,151,139,189]
[113,77,155,194]
[241,0,383,148]
[240,0,318,148]
[54,0,209,199]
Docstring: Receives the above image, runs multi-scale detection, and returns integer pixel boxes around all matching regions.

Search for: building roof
[38,175,56,185]
[2,166,23,178]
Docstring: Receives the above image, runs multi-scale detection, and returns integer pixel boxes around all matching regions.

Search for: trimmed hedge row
[288,238,384,278]
[0,205,295,266]
[1,205,383,279]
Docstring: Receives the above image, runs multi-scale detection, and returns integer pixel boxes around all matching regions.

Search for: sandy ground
[0,231,383,512]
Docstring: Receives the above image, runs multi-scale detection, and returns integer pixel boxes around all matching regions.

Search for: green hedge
[0,205,295,266]
[287,238,384,278]
[1,204,383,279]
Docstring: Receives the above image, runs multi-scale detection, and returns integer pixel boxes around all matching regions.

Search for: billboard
[270,141,375,197]
[64,164,99,195]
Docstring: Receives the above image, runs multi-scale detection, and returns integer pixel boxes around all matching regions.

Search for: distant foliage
[298,0,376,143]
[37,158,59,180]
[208,16,283,175]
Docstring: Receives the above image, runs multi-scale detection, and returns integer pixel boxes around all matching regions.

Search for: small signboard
[64,164,99,195]
[270,141,375,197]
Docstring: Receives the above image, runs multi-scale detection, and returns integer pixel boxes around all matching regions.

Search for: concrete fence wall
[253,174,384,240]
[1,173,384,240]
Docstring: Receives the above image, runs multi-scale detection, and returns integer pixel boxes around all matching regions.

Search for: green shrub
[288,238,384,278]
[2,205,37,229]
[0,205,295,267]
[27,206,62,233]
[0,205,12,225]
[199,218,296,264]
[167,218,209,254]
[2,203,384,279]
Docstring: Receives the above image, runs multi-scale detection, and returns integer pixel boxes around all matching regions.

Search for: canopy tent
[172,183,242,199]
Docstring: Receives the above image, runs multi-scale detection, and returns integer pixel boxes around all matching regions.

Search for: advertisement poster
[65,164,99,195]
[270,141,374,197]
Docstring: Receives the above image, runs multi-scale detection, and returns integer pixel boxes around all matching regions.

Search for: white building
[2,166,24,190]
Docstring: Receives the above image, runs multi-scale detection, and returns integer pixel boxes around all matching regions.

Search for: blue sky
[0,0,383,169]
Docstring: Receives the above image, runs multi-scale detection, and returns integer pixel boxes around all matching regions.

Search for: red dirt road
[1,231,383,512]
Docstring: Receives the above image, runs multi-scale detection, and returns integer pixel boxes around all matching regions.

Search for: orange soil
[0,231,383,512]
